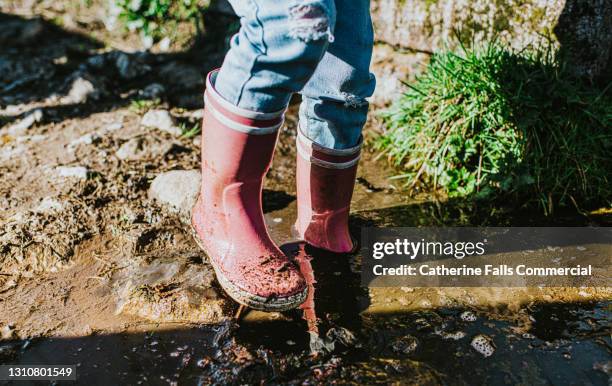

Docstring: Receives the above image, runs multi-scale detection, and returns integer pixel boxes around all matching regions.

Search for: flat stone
[148,170,201,216]
[56,166,89,179]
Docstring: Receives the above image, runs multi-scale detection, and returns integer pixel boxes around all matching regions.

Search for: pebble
[62,76,98,104]
[439,331,466,340]
[56,166,89,179]
[2,109,43,136]
[114,52,151,79]
[0,325,15,340]
[140,83,165,99]
[141,110,182,136]
[148,170,201,215]
[68,133,99,149]
[159,62,204,90]
[35,197,65,214]
[115,138,143,160]
[471,334,495,357]
[460,311,477,322]
[390,334,418,354]
[104,122,124,133]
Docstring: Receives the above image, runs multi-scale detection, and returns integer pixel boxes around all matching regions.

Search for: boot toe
[229,258,306,299]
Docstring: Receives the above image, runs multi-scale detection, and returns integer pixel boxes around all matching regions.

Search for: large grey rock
[148,170,201,216]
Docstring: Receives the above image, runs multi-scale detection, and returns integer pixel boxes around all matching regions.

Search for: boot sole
[189,223,307,312]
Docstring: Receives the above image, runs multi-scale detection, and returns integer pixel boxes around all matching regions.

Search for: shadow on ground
[0,7,237,126]
[1,298,609,384]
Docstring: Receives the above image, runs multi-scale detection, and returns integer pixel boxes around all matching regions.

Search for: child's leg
[294,0,375,252]
[192,0,337,311]
[215,0,337,113]
[298,0,375,149]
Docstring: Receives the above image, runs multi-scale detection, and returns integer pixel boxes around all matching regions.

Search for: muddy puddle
[2,245,610,384]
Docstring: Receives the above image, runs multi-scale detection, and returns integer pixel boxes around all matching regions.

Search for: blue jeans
[215,0,375,150]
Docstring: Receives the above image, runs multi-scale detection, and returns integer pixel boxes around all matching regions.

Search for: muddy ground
[1,3,611,385]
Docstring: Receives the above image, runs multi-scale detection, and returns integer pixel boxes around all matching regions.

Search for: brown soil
[0,3,610,384]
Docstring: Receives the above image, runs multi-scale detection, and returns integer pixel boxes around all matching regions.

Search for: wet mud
[1,3,611,385]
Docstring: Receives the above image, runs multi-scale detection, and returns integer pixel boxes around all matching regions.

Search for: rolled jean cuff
[205,70,286,134]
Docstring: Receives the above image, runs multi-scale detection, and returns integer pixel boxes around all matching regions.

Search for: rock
[0,325,15,340]
[159,62,204,91]
[35,197,65,214]
[115,138,141,160]
[68,133,99,149]
[62,76,99,104]
[460,311,477,322]
[141,109,182,136]
[438,330,466,340]
[390,334,419,354]
[115,137,174,161]
[86,54,107,70]
[148,170,201,216]
[2,109,43,136]
[471,334,495,357]
[56,166,89,179]
[140,83,165,99]
[157,37,172,52]
[103,122,123,133]
[370,0,563,53]
[113,52,151,79]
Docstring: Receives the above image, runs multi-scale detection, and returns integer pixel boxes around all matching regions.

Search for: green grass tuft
[376,43,612,214]
[114,0,209,42]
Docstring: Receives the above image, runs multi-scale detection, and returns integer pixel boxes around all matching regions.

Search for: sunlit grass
[376,43,612,214]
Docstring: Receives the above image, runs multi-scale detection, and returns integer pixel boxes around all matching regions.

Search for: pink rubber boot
[294,127,362,253]
[191,71,307,311]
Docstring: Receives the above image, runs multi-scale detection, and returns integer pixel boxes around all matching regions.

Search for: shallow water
[3,239,610,385]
